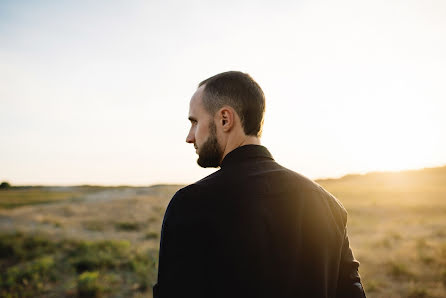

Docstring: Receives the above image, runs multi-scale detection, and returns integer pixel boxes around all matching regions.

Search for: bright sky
[1,0,445,186]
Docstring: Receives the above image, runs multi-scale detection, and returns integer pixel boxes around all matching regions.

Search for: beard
[197,121,223,168]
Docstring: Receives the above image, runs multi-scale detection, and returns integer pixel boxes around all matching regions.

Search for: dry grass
[0,166,445,297]
[0,187,87,208]
[0,185,181,298]
[318,165,446,298]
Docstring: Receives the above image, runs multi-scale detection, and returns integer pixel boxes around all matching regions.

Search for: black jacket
[154,145,366,298]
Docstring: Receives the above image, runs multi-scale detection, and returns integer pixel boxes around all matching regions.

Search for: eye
[188,117,198,126]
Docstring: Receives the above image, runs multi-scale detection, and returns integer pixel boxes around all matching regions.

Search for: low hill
[316,165,446,209]
[317,165,446,190]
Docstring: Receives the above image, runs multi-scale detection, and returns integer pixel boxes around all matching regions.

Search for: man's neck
[220,135,261,164]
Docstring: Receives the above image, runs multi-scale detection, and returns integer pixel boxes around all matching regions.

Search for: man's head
[186,71,265,168]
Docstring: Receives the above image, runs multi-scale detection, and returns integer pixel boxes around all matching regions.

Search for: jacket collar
[220,145,274,169]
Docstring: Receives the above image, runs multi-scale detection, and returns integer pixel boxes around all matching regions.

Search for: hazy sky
[1,0,445,185]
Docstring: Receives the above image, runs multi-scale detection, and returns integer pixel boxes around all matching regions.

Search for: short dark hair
[198,71,265,137]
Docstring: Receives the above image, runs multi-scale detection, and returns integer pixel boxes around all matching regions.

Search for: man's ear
[218,107,234,132]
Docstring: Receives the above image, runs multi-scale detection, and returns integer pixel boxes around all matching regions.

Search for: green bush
[0,232,56,262]
[77,271,102,298]
[68,240,131,273]
[0,181,11,189]
[114,221,141,231]
[1,256,55,296]
[129,250,158,291]
[0,232,158,297]
[144,231,159,240]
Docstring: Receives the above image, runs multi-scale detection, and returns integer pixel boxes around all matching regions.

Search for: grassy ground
[0,185,180,298]
[0,187,87,209]
[0,167,445,297]
[318,166,446,298]
[0,232,158,298]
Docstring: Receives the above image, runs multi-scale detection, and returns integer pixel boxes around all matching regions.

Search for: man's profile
[153,71,366,298]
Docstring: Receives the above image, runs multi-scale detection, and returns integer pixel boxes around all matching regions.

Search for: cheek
[196,125,208,142]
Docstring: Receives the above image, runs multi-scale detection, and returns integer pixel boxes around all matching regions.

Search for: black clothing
[154,145,366,298]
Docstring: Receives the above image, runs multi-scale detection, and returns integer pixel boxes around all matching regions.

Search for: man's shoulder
[277,164,348,215]
[168,179,214,208]
[173,183,203,199]
[270,163,323,193]
[164,184,205,223]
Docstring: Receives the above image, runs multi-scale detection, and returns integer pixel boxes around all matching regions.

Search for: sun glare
[346,99,439,174]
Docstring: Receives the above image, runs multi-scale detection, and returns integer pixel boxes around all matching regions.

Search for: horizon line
[2,163,445,188]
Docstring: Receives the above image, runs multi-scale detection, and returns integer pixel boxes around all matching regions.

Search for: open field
[1,166,446,297]
[0,185,181,298]
[318,166,446,298]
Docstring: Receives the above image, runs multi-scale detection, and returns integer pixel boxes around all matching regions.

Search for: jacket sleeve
[153,190,206,298]
[336,228,366,298]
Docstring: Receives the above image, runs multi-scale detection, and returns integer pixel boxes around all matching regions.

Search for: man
[153,71,366,298]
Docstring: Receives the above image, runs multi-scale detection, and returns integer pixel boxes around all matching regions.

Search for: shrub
[144,231,159,240]
[1,256,55,295]
[0,181,11,189]
[0,232,158,297]
[0,232,56,262]
[129,250,158,291]
[68,240,131,273]
[115,221,141,231]
[77,271,102,298]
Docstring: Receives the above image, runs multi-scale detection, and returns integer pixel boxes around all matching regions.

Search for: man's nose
[186,130,195,144]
